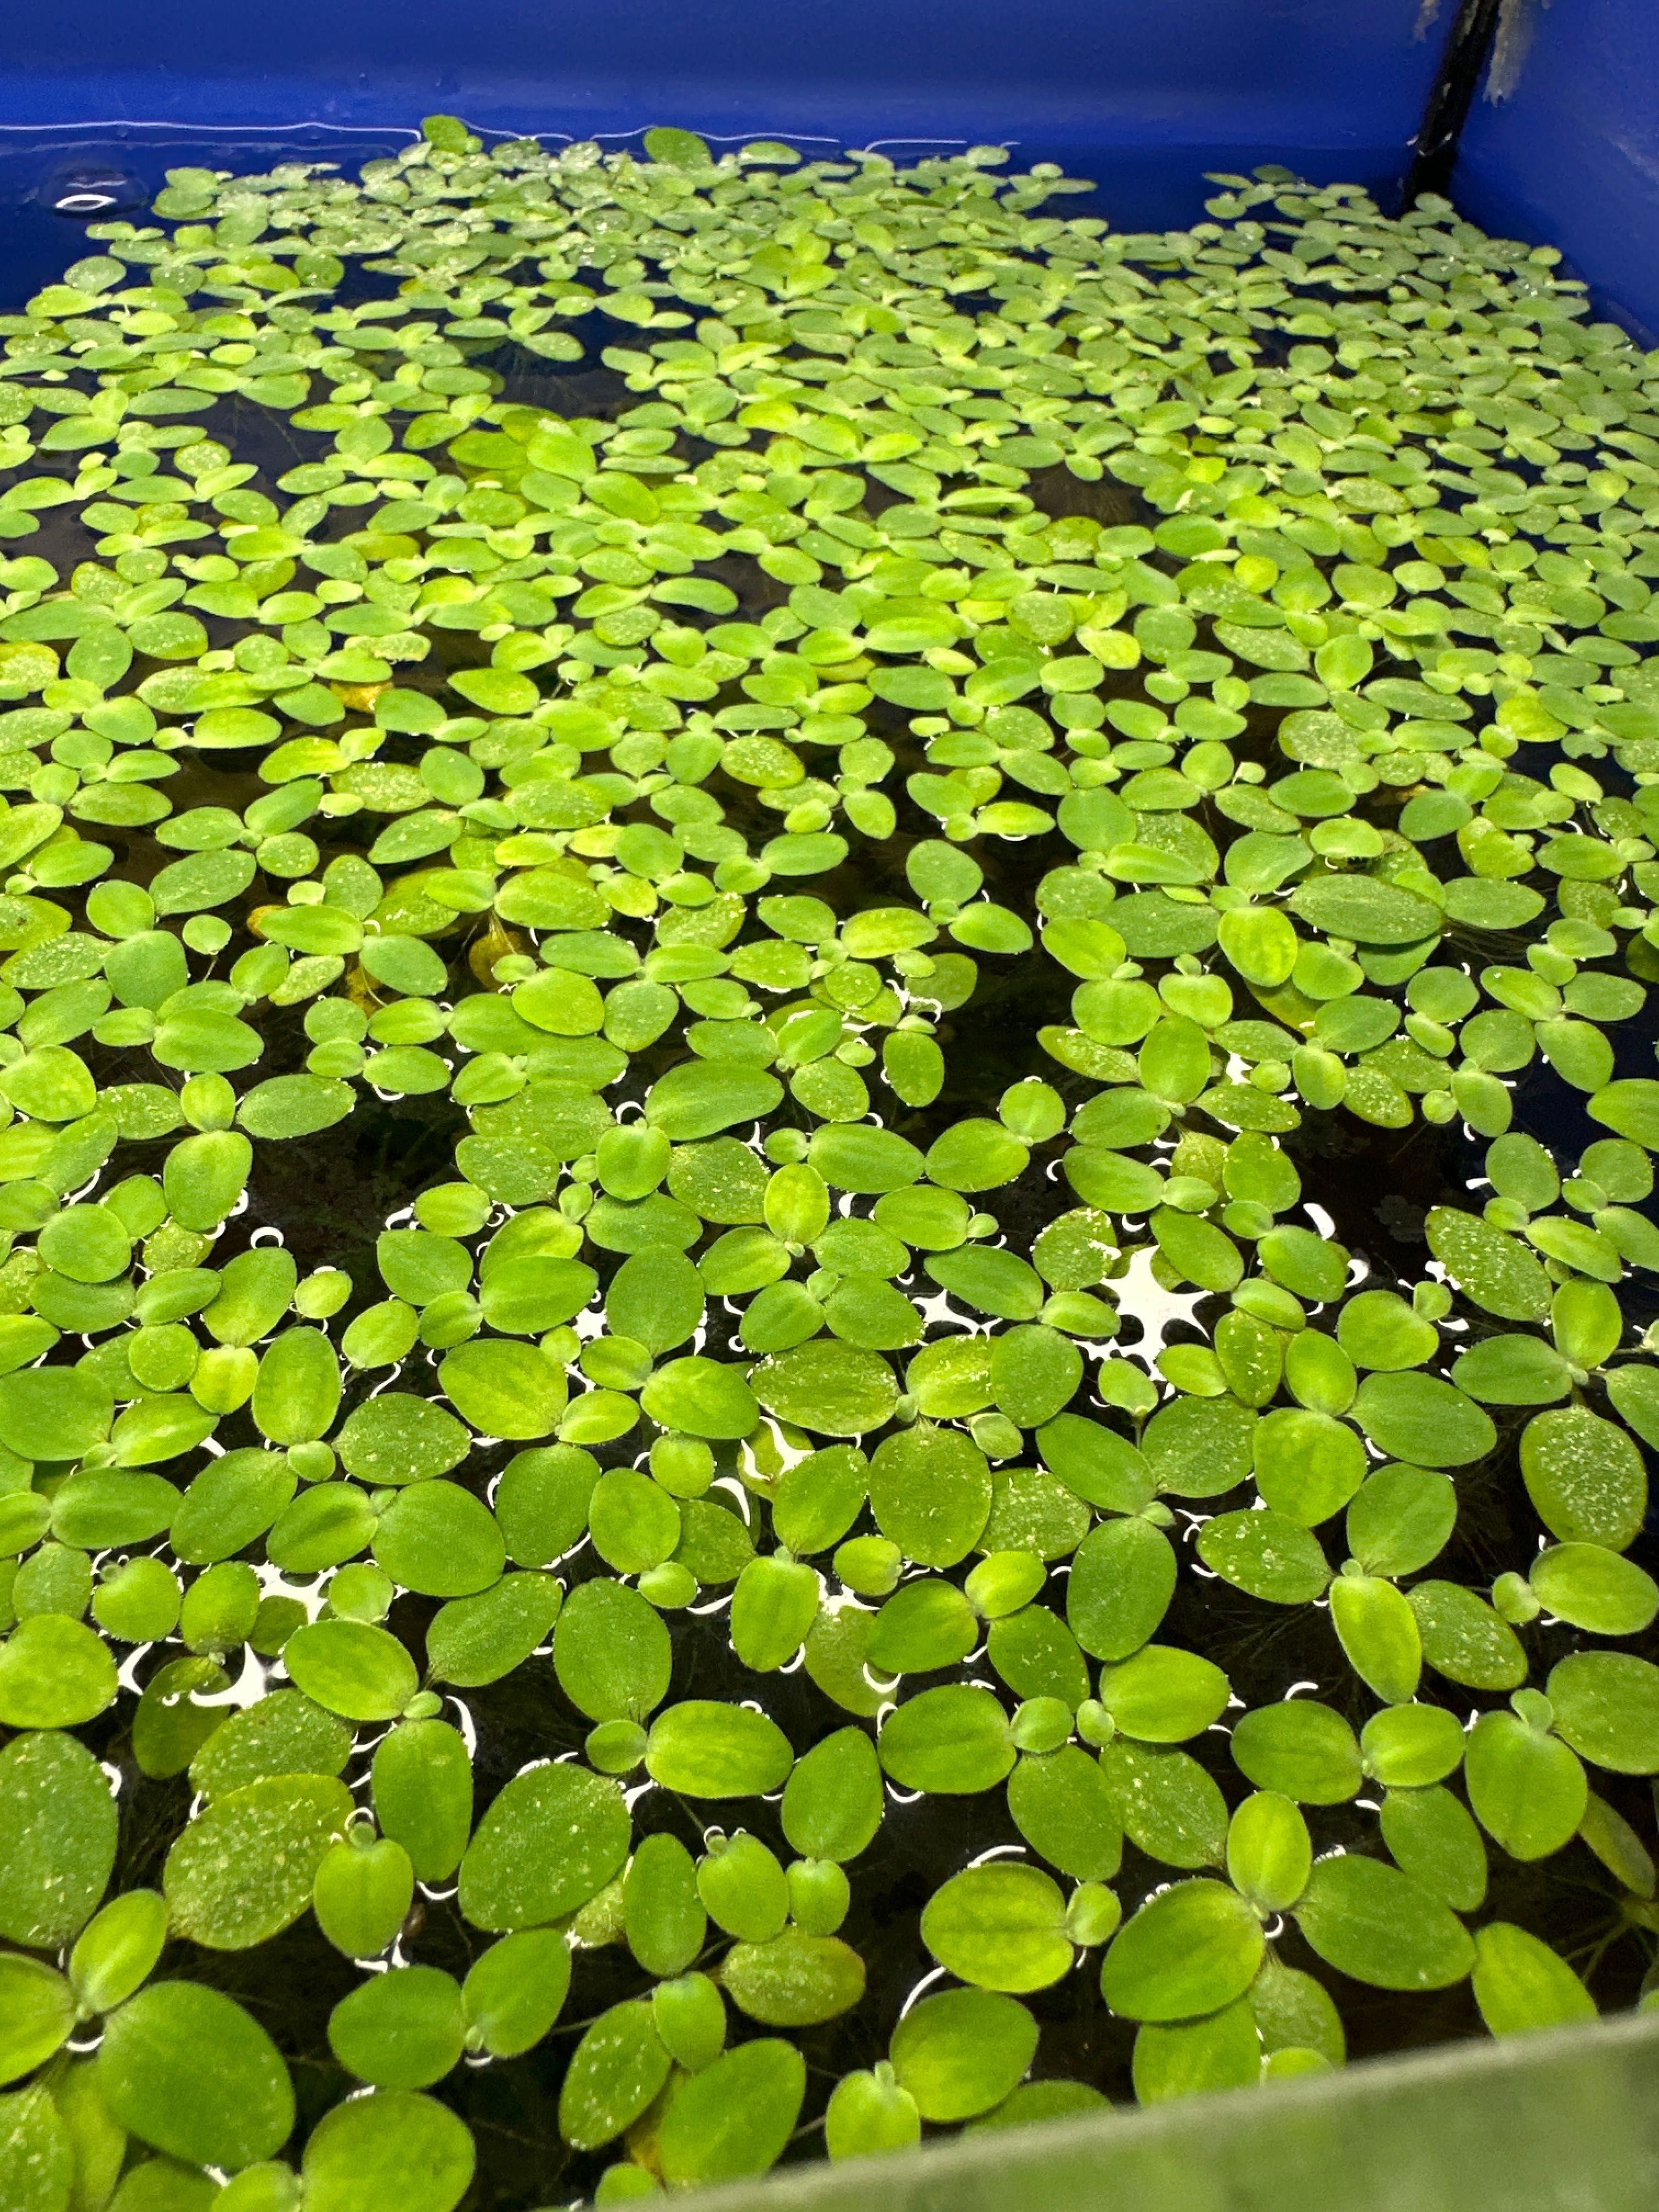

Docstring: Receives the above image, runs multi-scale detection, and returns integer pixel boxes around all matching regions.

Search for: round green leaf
[55,1470,175,1551]
[494,1444,596,1566]
[439,1341,566,1439]
[1408,1581,1528,1692]
[1142,1395,1255,1500]
[0,2080,72,2211]
[1,1047,98,1123]
[878,1686,1014,1795]
[1548,1652,1659,1774]
[1232,1701,1362,1804]
[921,1865,1073,1993]
[730,1556,820,1672]
[462,1927,572,2058]
[1352,1373,1495,1469]
[1100,1739,1228,1870]
[1131,1997,1261,2104]
[0,1368,112,1463]
[1521,1406,1646,1551]
[480,1254,598,1336]
[751,1341,898,1436]
[252,1329,340,1446]
[1227,1791,1312,1915]
[313,1836,415,1961]
[1425,1207,1550,1323]
[554,1578,672,1723]
[1197,1510,1331,1604]
[99,1983,294,2171]
[781,1726,884,1863]
[640,1355,757,1440]
[657,2038,805,2187]
[1329,1571,1423,1705]
[1295,1854,1475,1989]
[1289,874,1441,946]
[373,1718,473,1884]
[824,2067,922,2160]
[336,1395,470,1487]
[189,1692,351,1801]
[459,1763,631,1930]
[867,1424,991,1567]
[991,1325,1084,1427]
[0,1616,116,1729]
[132,1657,231,1780]
[1380,1782,1488,1913]
[1096,1646,1229,1742]
[328,1966,465,2090]
[1338,1290,1440,1373]
[605,1248,703,1352]
[283,1621,417,1722]
[1531,1544,1658,1635]
[302,2091,473,2212]
[237,1075,354,1139]
[645,1062,783,1141]
[1360,1706,1466,1790]
[1007,1747,1122,1881]
[924,1119,1029,1193]
[1345,1465,1456,1578]
[645,1702,793,1798]
[1102,1878,1264,2022]
[1451,1334,1573,1407]
[808,1125,924,1195]
[164,1775,352,1949]
[624,1833,705,1979]
[373,1481,506,1596]
[558,2000,672,2153]
[0,1954,74,2095]
[67,1889,168,2016]
[888,1989,1037,2122]
[720,1931,867,2023]
[1471,1922,1596,2037]
[1252,1408,1365,1525]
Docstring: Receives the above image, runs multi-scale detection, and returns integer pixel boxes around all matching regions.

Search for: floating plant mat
[5,109,1659,2208]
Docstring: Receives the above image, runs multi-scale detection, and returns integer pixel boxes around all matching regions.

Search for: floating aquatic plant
[1,111,1658,2207]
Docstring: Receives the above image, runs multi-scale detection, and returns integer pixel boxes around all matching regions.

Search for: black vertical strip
[1404,0,1506,206]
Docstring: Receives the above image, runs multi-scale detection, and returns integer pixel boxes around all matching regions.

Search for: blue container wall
[1454,0,1659,346]
[1,0,1455,304]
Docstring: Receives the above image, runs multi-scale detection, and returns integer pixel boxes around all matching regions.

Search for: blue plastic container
[7,7,1659,2204]
[13,2,1652,332]
[1454,0,1659,344]
[1,0,1464,307]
